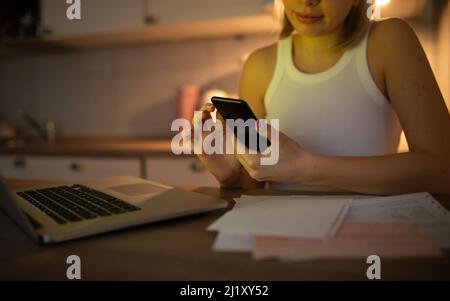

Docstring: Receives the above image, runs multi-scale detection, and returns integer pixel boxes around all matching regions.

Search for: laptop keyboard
[16,185,141,225]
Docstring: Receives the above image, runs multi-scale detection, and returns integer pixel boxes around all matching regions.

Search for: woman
[196,0,450,195]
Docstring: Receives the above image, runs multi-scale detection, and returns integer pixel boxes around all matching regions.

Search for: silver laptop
[0,175,227,244]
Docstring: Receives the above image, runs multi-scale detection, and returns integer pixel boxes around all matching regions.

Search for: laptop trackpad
[108,183,167,196]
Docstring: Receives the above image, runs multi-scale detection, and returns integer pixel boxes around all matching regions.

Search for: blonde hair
[274,0,370,49]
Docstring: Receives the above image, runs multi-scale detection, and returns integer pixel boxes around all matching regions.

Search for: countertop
[0,138,176,157]
[0,137,411,158]
[1,179,450,281]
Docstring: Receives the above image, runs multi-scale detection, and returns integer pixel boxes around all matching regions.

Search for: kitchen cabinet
[1,154,218,187]
[146,157,219,187]
[0,155,27,179]
[0,155,141,181]
[38,0,276,48]
[145,0,268,25]
[40,0,145,37]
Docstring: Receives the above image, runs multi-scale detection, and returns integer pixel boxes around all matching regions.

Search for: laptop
[0,175,227,244]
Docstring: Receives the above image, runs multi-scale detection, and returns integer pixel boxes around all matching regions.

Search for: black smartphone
[211,96,271,152]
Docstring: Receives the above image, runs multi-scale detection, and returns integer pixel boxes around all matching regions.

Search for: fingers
[201,103,215,120]
[215,111,225,123]
[200,102,215,113]
[204,103,227,126]
[201,103,214,122]
[256,120,286,153]
[192,103,215,124]
[200,103,216,116]
[236,153,267,182]
[190,103,218,154]
[236,154,252,175]
[256,120,275,141]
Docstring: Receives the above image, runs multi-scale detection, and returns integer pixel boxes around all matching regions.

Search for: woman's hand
[236,121,315,183]
[193,103,243,187]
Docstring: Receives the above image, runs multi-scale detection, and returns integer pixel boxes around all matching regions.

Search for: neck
[294,25,345,56]
[291,25,347,74]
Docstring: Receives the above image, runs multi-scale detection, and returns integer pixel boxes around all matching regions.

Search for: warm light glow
[376,0,391,6]
[273,0,285,25]
[201,89,229,123]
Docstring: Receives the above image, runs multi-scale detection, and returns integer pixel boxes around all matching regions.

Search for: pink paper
[252,223,442,261]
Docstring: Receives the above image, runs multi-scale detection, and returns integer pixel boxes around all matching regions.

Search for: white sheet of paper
[346,192,450,222]
[214,195,362,253]
[212,232,252,252]
[213,192,450,253]
[346,192,450,249]
[233,198,266,208]
[208,197,350,239]
[233,194,362,209]
[212,197,264,252]
[235,194,366,202]
[215,195,306,252]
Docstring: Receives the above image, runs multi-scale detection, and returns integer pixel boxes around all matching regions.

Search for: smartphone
[211,96,271,152]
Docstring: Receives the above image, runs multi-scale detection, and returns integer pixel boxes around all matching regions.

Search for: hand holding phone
[211,96,271,152]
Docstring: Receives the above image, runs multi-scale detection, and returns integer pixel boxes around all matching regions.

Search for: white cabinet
[2,154,219,186]
[0,155,141,181]
[38,0,276,46]
[146,157,219,187]
[0,155,27,179]
[26,156,141,181]
[40,0,145,37]
[145,0,267,25]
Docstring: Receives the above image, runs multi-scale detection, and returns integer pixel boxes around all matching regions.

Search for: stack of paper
[207,192,450,261]
[210,195,356,253]
[208,197,350,238]
[208,196,351,251]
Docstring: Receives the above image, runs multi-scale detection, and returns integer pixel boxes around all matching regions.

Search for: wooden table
[1,179,450,281]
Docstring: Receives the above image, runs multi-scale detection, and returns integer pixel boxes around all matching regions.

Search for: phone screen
[211,96,271,152]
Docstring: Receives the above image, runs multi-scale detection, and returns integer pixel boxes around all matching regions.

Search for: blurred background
[0,0,449,186]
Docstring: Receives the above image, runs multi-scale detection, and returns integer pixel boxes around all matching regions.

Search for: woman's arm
[224,44,277,189]
[237,19,450,195]
[303,151,450,195]
[301,19,450,195]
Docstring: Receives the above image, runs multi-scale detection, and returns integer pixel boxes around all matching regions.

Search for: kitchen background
[0,0,449,186]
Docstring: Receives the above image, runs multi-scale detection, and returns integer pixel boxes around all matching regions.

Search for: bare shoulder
[367,18,428,98]
[369,18,424,62]
[371,17,415,35]
[239,42,278,117]
[243,42,277,77]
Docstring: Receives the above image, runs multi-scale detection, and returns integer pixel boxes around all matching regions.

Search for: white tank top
[264,27,402,191]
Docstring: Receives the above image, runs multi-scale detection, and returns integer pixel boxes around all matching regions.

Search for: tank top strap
[277,35,293,70]
[265,36,293,108]
[353,22,374,65]
[354,22,390,109]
